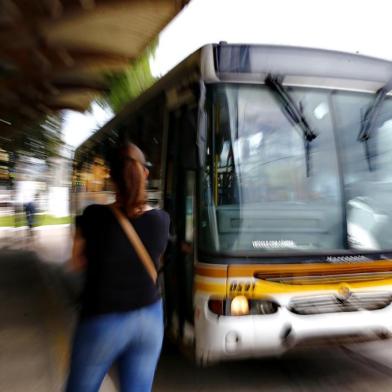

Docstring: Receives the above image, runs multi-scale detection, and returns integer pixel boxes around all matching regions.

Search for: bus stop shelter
[0,0,189,139]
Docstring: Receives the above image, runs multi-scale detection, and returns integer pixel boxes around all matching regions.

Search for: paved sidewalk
[0,224,72,263]
[0,248,119,392]
[0,250,66,391]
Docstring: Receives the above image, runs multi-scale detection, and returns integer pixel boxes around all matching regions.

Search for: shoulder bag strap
[109,205,158,284]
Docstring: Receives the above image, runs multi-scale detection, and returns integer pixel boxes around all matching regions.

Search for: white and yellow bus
[73,43,392,364]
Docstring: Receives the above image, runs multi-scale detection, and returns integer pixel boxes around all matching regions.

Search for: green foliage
[0,213,71,227]
[103,43,158,113]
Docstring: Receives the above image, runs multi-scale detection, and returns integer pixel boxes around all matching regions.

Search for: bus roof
[76,43,392,159]
[204,43,392,84]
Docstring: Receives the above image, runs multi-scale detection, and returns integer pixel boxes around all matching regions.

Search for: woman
[66,143,170,392]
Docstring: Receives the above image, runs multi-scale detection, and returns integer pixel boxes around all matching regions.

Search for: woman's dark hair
[109,143,148,217]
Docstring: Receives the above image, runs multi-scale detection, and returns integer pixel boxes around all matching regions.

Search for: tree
[103,43,158,113]
[0,113,64,191]
[3,114,64,161]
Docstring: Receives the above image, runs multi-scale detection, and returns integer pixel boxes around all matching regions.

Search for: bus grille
[289,291,392,315]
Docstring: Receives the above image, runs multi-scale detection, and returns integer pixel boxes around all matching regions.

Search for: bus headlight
[230,296,249,316]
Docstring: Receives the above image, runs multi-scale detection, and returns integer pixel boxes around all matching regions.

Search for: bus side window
[182,106,197,249]
[184,171,195,248]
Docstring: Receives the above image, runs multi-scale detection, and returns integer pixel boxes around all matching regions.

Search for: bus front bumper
[195,303,392,364]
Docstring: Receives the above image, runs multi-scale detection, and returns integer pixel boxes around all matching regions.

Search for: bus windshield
[199,83,392,255]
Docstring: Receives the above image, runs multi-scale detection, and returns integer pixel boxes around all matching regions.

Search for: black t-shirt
[77,204,170,318]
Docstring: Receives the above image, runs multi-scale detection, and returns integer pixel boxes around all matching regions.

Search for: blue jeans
[65,300,163,392]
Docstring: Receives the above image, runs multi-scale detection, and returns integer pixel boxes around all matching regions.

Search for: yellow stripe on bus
[194,260,392,297]
[228,260,392,277]
[194,281,227,295]
[250,278,392,296]
[195,264,227,278]
[195,278,392,297]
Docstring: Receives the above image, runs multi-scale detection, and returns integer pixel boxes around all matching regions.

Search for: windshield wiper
[357,80,392,171]
[265,74,317,176]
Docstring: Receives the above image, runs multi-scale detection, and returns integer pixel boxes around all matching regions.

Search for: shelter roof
[0,0,188,137]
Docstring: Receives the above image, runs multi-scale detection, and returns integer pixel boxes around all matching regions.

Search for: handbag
[109,205,158,284]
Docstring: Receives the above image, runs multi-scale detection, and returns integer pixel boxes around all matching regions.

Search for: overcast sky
[62,102,112,148]
[63,0,392,149]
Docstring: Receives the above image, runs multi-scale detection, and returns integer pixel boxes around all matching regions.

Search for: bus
[73,43,392,364]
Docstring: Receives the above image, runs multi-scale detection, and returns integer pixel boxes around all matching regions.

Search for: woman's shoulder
[82,204,111,220]
[146,208,169,219]
[144,208,170,226]
[83,203,106,214]
[76,204,106,232]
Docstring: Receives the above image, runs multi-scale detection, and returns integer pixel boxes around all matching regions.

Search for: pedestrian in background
[24,194,38,240]
[66,143,170,392]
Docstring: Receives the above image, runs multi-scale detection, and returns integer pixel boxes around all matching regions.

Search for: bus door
[164,105,197,342]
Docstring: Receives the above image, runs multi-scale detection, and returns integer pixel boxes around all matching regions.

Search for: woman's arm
[70,227,87,271]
